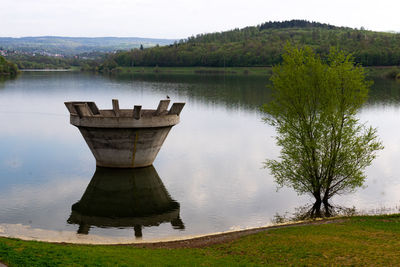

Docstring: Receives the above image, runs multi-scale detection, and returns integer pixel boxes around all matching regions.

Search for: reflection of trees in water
[367,78,400,106]
[110,73,400,112]
[0,76,17,89]
[272,204,357,224]
[4,72,400,109]
[67,165,184,239]
[110,73,273,112]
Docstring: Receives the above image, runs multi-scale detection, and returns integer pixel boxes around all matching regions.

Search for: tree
[0,56,18,76]
[262,45,383,218]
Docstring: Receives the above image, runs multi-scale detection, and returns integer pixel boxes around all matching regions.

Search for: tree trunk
[323,198,333,217]
[310,194,322,218]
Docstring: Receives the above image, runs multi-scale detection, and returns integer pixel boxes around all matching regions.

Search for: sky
[2,0,400,39]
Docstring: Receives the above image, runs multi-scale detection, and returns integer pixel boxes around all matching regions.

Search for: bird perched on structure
[166,95,170,99]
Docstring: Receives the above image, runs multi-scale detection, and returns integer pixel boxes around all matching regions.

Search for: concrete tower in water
[65,99,185,168]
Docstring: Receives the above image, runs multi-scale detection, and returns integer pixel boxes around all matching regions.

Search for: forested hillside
[101,20,400,70]
[0,56,18,76]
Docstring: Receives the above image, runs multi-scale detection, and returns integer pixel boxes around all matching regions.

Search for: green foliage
[0,56,18,76]
[262,45,383,217]
[101,20,400,70]
[97,58,118,72]
[259,19,341,31]
[5,54,102,70]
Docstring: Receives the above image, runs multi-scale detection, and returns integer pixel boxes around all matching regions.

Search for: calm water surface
[0,72,399,242]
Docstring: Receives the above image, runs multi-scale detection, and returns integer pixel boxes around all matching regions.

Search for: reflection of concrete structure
[65,99,185,168]
[67,166,184,238]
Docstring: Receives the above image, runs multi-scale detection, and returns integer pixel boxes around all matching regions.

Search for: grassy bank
[109,66,273,76]
[1,214,400,266]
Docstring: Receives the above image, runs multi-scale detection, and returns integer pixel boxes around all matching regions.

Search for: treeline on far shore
[4,20,400,80]
[0,56,18,76]
[4,53,103,71]
[99,20,400,72]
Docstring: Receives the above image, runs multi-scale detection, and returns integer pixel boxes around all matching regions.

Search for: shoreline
[86,65,400,80]
[20,68,75,72]
[13,65,400,79]
[1,214,399,266]
[0,217,339,246]
[101,66,273,76]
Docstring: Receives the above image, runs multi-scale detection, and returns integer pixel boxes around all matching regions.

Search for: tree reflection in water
[272,204,357,224]
[67,165,184,239]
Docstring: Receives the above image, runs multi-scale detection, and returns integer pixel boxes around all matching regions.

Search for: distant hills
[3,20,400,71]
[0,36,176,55]
[101,19,400,69]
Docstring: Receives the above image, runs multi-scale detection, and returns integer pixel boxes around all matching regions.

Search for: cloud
[2,0,400,37]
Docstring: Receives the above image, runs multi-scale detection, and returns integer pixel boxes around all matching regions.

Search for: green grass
[1,214,400,266]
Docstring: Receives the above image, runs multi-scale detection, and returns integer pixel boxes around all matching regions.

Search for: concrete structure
[67,166,184,238]
[65,99,185,168]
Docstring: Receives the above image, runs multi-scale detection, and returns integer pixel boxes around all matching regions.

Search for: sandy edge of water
[0,218,344,247]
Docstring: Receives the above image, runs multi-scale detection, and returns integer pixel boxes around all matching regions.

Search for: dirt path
[124,219,345,249]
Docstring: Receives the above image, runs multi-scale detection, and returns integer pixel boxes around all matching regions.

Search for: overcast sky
[2,0,400,39]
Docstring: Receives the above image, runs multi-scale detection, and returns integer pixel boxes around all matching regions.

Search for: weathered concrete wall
[78,126,172,168]
[65,99,185,168]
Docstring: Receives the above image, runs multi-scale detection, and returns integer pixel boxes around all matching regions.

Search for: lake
[0,71,399,243]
